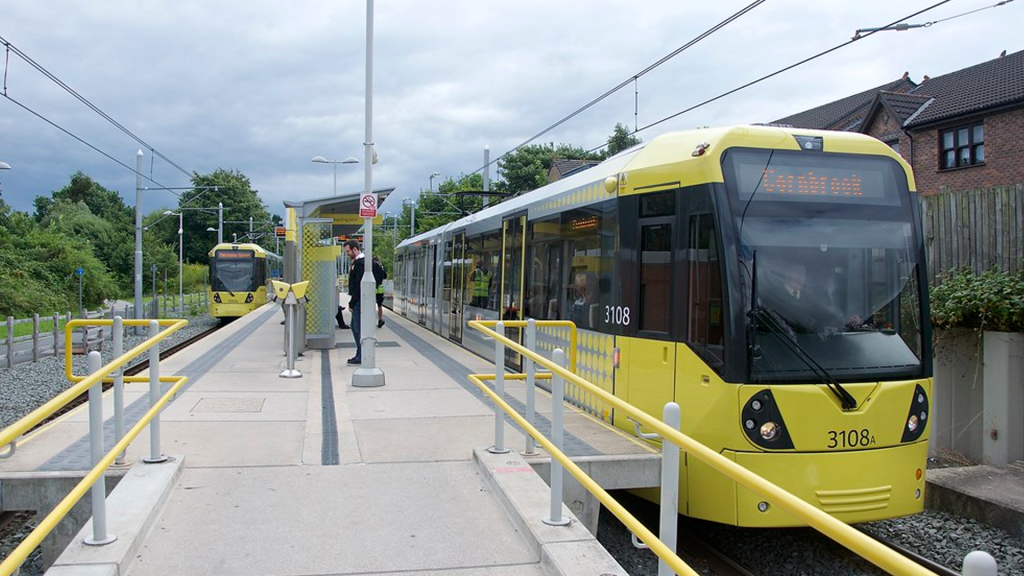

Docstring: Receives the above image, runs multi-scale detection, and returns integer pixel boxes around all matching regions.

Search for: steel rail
[467,320,939,576]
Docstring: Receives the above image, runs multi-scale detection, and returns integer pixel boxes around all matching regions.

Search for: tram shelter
[282,188,393,350]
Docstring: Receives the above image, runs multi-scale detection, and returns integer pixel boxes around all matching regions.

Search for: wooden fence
[919,184,1024,284]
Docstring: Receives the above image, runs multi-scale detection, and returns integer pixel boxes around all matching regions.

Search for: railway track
[28,323,223,432]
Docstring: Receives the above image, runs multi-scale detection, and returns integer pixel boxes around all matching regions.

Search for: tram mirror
[271,280,290,301]
[291,281,310,300]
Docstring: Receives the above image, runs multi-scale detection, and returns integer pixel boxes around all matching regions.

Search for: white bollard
[543,348,570,526]
[962,551,998,576]
[143,321,167,463]
[83,351,116,546]
[112,317,127,465]
[658,403,681,576]
[524,319,537,455]
[488,321,510,454]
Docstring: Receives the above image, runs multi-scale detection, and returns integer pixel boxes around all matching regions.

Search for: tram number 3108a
[604,306,631,326]
[827,428,876,449]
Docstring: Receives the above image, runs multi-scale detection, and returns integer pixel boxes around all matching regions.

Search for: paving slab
[127,462,538,576]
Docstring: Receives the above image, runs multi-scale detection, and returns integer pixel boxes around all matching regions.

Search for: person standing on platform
[344,239,366,365]
[373,254,387,328]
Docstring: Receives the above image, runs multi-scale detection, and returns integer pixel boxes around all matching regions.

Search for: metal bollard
[962,551,998,576]
[143,321,167,463]
[6,316,13,368]
[112,317,127,465]
[524,319,537,456]
[52,313,60,357]
[83,351,116,546]
[488,321,511,454]
[658,402,681,576]
[280,301,301,378]
[543,348,571,526]
[32,314,40,362]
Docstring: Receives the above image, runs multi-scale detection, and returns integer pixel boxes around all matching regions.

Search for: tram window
[687,213,724,368]
[479,231,501,312]
[527,218,562,320]
[640,190,675,217]
[562,200,617,330]
[640,223,671,333]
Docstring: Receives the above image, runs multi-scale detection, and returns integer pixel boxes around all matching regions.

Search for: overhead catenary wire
[0,34,193,181]
[467,0,767,177]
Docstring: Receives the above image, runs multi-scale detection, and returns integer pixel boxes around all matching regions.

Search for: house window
[886,139,900,155]
[940,122,984,169]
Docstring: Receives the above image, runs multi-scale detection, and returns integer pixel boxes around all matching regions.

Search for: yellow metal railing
[468,320,939,576]
[0,318,189,576]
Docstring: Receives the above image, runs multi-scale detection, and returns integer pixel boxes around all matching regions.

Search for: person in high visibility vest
[471,262,491,308]
[373,255,387,328]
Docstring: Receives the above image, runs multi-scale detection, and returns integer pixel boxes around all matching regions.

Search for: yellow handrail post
[488,321,511,455]
[543,348,571,526]
[523,318,538,456]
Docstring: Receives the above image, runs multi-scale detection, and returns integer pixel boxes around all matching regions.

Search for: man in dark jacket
[343,239,384,365]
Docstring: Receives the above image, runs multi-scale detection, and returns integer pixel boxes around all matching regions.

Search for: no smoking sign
[359,193,377,217]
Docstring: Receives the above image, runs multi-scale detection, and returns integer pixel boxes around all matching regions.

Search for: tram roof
[396,125,908,250]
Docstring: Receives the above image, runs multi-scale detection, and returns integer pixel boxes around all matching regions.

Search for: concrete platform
[2,304,659,576]
[927,462,1024,538]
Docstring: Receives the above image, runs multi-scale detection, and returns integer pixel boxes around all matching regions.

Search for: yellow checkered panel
[302,221,335,337]
[536,326,616,422]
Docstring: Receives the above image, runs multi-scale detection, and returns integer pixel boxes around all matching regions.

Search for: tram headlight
[744,419,756,430]
[245,293,254,304]
[907,414,919,433]
[760,421,779,441]
[213,293,222,303]
[742,390,793,449]
[901,384,930,443]
[751,399,763,412]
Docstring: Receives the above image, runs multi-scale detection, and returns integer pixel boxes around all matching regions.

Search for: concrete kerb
[472,447,628,576]
[49,455,184,575]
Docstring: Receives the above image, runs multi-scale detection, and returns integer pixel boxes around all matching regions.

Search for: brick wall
[909,107,1024,196]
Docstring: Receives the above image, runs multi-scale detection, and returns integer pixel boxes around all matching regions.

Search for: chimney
[902,71,909,80]
[922,75,931,83]
[1000,49,1007,58]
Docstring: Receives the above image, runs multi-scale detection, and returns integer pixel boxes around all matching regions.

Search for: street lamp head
[342,156,359,164]
[206,227,218,232]
[312,156,328,164]
[163,210,174,216]
[0,162,11,170]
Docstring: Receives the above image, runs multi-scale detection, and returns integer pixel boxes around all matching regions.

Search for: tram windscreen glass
[212,251,258,292]
[723,148,903,206]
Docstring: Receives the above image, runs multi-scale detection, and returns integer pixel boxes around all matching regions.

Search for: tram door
[626,195,677,424]
[448,232,466,342]
[500,215,526,370]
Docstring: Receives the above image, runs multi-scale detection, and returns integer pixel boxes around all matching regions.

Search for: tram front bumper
[726,441,928,527]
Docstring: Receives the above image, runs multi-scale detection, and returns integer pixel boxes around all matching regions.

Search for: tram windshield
[723,148,924,382]
[211,251,260,292]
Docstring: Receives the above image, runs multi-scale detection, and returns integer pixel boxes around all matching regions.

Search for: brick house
[773,49,1024,196]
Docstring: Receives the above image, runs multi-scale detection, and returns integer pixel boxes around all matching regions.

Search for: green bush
[930,269,1024,332]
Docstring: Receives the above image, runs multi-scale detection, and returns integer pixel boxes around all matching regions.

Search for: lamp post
[403,197,416,237]
[312,156,359,196]
[163,211,184,314]
[134,151,144,333]
[0,161,10,196]
[429,172,440,192]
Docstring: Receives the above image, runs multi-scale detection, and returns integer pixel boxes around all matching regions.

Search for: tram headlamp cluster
[213,293,222,304]
[244,293,254,304]
[900,384,929,443]
[741,390,793,450]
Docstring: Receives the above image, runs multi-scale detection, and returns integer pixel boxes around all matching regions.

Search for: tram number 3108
[604,306,631,326]
[827,428,876,449]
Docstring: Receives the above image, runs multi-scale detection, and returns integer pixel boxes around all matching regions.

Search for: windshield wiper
[750,307,859,410]
[746,252,858,410]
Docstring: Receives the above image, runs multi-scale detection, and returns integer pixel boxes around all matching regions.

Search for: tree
[160,168,273,264]
[495,143,601,197]
[602,123,642,158]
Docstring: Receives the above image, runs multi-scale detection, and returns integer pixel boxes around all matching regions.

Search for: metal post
[280,298,301,378]
[52,313,60,356]
[524,319,538,455]
[32,314,40,362]
[658,402,681,576]
[134,150,144,336]
[352,0,386,389]
[488,321,511,454]
[6,316,13,368]
[84,351,116,546]
[113,317,127,466]
[177,212,184,315]
[217,202,224,245]
[151,265,158,318]
[144,320,167,463]
[544,348,570,526]
[483,145,490,207]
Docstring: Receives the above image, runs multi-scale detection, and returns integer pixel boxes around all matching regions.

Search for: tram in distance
[207,242,275,319]
[394,125,932,528]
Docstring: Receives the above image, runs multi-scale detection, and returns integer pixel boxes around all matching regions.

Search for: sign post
[77,267,85,317]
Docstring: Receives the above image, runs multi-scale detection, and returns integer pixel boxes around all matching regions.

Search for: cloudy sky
[1,1,1019,220]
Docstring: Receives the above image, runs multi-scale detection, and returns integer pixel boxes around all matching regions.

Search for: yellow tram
[394,125,932,527]
[207,242,271,319]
